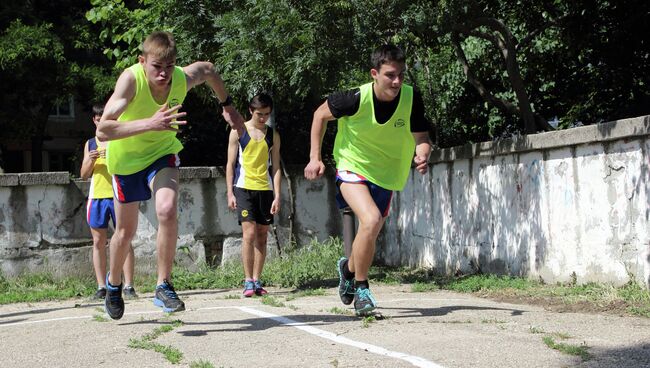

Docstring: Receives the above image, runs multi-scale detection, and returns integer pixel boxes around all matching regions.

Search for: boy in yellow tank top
[80,104,137,300]
[226,94,281,297]
[97,31,244,320]
[304,45,432,316]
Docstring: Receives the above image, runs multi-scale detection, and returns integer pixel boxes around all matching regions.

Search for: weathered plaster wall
[379,116,650,287]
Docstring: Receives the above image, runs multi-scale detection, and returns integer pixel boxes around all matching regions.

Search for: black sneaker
[337,257,355,305]
[354,287,377,316]
[153,280,185,313]
[93,287,107,300]
[123,285,138,299]
[104,273,124,320]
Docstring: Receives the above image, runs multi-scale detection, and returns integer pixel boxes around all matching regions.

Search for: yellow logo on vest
[241,210,249,218]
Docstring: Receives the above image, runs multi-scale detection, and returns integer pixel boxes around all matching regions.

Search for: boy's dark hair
[249,93,273,111]
[371,44,406,70]
[92,104,104,117]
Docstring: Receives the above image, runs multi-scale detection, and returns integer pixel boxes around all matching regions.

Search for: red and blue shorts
[112,154,180,203]
[335,169,393,217]
[86,198,115,229]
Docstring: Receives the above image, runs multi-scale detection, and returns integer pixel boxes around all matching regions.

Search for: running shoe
[354,287,377,316]
[254,280,268,296]
[337,257,355,305]
[104,273,124,320]
[123,285,139,299]
[153,280,185,313]
[243,280,255,297]
[93,286,107,300]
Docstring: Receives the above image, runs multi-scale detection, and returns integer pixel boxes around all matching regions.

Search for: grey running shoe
[337,257,355,305]
[354,287,377,316]
[93,287,107,300]
[123,285,138,299]
[153,280,185,313]
[104,273,124,320]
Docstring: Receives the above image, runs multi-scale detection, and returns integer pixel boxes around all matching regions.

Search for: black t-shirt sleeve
[410,89,430,133]
[327,88,361,119]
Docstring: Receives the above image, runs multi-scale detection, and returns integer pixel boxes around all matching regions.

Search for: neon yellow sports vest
[106,63,187,175]
[333,82,415,190]
[88,138,113,199]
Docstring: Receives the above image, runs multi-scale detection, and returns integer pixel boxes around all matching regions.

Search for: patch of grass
[529,326,545,334]
[411,281,439,292]
[223,294,240,300]
[444,275,539,293]
[361,315,376,328]
[552,332,571,340]
[262,238,342,288]
[92,314,108,322]
[0,273,95,304]
[542,336,591,361]
[326,307,353,316]
[260,295,286,308]
[189,360,215,368]
[128,320,185,364]
[260,295,298,310]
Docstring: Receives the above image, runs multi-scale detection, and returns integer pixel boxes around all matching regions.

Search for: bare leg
[150,167,179,285]
[253,224,269,280]
[241,221,256,280]
[108,201,139,286]
[90,227,108,287]
[123,245,136,286]
[339,183,386,281]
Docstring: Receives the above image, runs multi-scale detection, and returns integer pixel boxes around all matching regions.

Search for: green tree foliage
[5,0,648,170]
[0,0,114,170]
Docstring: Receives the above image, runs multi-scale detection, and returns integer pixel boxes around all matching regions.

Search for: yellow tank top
[88,138,113,199]
[106,63,187,175]
[233,126,274,190]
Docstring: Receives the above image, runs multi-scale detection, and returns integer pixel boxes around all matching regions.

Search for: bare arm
[412,132,432,174]
[225,129,240,210]
[96,70,187,141]
[304,101,336,180]
[79,141,97,180]
[270,130,282,215]
[184,61,244,134]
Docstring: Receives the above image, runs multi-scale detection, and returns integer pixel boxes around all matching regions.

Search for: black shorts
[234,187,274,225]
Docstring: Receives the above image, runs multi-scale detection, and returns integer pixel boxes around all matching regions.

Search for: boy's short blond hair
[142,31,177,61]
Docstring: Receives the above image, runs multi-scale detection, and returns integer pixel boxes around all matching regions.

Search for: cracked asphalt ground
[2,284,649,368]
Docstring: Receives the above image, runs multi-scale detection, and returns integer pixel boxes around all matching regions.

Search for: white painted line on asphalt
[238,306,445,368]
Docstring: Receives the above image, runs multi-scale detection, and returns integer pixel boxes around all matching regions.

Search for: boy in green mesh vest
[97,31,244,320]
[304,45,432,316]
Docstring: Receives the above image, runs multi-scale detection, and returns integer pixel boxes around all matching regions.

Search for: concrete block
[180,167,212,180]
[19,172,69,185]
[0,174,19,186]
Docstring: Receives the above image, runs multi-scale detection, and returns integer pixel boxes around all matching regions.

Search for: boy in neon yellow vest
[97,31,244,320]
[80,104,137,300]
[226,93,281,297]
[304,45,431,316]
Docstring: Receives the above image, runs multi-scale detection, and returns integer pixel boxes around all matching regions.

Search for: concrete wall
[1,115,649,287]
[379,115,650,288]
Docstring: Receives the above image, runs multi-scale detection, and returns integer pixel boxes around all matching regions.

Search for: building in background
[1,97,94,174]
